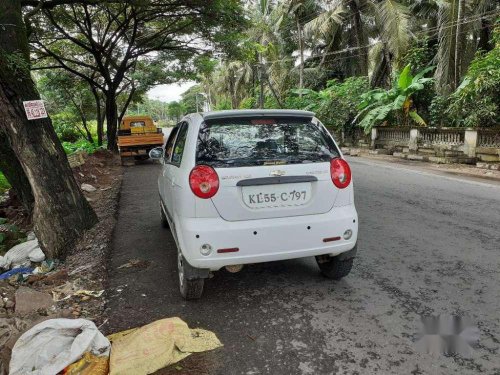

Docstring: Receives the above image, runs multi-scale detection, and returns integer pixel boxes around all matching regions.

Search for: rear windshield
[196,117,339,167]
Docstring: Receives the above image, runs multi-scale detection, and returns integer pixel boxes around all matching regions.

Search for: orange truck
[117,115,164,165]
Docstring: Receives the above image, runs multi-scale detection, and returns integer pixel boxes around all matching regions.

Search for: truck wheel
[178,249,204,300]
[316,255,354,280]
[160,202,169,229]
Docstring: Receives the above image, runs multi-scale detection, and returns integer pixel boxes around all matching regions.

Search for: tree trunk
[266,76,283,108]
[0,133,34,212]
[82,117,94,143]
[454,0,466,88]
[97,111,105,146]
[348,0,368,76]
[0,0,97,258]
[258,65,265,109]
[118,87,136,126]
[90,85,104,146]
[105,91,118,151]
[478,17,493,52]
[297,18,304,98]
[71,97,94,143]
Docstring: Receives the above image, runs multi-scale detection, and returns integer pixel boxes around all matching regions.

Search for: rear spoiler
[203,110,315,121]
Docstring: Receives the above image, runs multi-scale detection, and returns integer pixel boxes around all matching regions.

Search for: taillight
[189,165,219,199]
[330,158,351,189]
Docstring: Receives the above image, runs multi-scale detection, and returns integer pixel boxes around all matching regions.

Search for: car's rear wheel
[160,202,169,229]
[178,249,204,300]
[316,254,354,280]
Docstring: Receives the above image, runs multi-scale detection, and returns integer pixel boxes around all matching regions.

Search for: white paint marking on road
[347,157,500,189]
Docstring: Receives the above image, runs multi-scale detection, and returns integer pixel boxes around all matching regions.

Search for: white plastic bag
[0,239,45,269]
[9,319,110,375]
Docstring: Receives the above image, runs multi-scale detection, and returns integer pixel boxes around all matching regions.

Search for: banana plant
[355,65,435,132]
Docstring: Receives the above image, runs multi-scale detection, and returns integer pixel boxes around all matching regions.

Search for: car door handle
[170,179,175,186]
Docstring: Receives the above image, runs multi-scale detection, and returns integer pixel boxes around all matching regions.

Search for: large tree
[0,0,97,258]
[30,0,244,150]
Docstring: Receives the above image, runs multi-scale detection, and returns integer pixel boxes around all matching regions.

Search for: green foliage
[356,65,434,132]
[62,140,104,155]
[0,172,10,194]
[181,85,206,113]
[51,113,82,142]
[213,97,232,110]
[429,95,452,127]
[446,23,500,127]
[2,51,30,76]
[400,38,437,74]
[239,97,256,109]
[166,101,187,123]
[285,77,369,131]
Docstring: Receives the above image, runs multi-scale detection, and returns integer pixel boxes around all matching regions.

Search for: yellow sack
[108,317,222,375]
[63,352,109,375]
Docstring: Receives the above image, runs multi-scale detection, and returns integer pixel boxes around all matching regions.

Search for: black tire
[178,249,204,300]
[160,202,169,229]
[316,255,354,280]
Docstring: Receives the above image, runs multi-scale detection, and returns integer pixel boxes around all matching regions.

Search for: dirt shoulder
[0,151,122,374]
[65,150,123,324]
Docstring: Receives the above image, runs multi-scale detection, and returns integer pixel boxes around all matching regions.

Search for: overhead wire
[257,9,499,66]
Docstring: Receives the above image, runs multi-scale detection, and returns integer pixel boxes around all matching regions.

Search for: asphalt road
[106,158,500,375]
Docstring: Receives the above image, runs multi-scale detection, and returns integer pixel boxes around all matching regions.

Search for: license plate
[241,182,312,209]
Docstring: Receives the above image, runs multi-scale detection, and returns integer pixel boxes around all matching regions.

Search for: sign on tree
[23,100,48,120]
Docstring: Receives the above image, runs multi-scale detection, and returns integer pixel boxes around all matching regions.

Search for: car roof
[201,109,315,121]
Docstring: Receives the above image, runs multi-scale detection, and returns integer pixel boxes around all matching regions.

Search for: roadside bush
[429,95,452,127]
[51,112,81,142]
[213,97,232,110]
[356,65,434,132]
[62,139,104,155]
[284,77,369,132]
[239,97,256,109]
[446,23,500,127]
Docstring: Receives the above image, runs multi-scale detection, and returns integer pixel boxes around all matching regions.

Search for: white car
[150,110,358,299]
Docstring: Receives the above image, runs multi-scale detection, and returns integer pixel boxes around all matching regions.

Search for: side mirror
[149,147,164,160]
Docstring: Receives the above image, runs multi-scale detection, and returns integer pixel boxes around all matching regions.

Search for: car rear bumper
[176,205,358,271]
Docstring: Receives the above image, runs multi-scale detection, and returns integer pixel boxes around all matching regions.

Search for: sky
[147,81,196,103]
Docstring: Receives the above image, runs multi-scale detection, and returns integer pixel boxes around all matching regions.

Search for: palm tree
[304,0,412,86]
[434,0,498,94]
[284,0,318,96]
[304,1,345,67]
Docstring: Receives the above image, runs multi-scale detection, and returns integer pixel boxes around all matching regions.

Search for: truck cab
[117,115,164,165]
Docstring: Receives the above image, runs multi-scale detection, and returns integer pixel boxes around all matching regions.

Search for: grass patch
[62,139,106,155]
[0,172,10,194]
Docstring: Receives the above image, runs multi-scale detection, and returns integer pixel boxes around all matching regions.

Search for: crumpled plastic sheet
[108,317,223,375]
[9,319,110,375]
[0,267,33,280]
[0,239,45,270]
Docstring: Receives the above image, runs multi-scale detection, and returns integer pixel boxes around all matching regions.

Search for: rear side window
[164,127,179,162]
[171,122,188,165]
[196,117,338,167]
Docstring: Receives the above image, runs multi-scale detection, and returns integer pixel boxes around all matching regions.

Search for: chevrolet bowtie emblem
[270,170,286,177]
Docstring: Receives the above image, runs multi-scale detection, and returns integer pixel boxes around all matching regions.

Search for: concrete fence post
[464,129,478,157]
[371,128,377,149]
[409,128,420,153]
